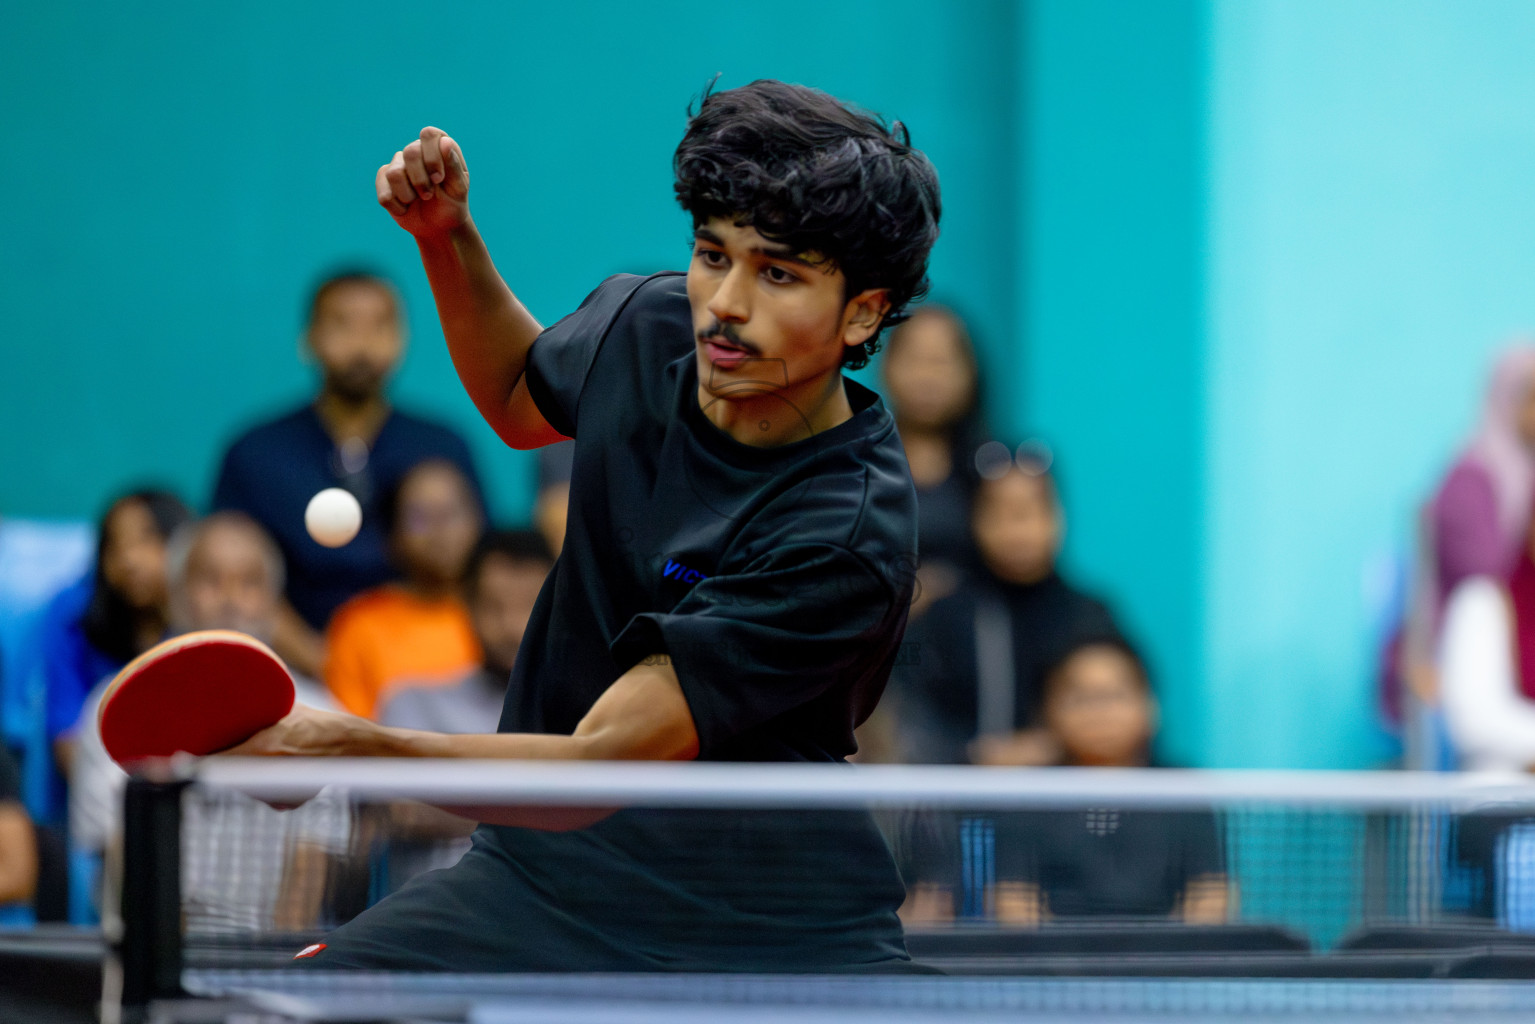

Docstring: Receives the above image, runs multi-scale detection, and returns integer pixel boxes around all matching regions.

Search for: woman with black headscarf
[892,451,1120,765]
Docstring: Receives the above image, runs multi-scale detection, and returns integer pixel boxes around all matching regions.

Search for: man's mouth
[701,336,753,365]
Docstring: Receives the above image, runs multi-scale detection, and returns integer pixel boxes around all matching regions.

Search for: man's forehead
[320,280,398,317]
[188,525,268,569]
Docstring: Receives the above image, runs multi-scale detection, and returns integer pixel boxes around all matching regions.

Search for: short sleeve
[524,274,649,439]
[609,543,902,757]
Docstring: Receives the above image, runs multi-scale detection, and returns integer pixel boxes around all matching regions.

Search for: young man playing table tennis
[233,79,941,971]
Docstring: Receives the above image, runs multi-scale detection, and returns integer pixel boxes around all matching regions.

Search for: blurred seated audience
[880,305,988,617]
[212,268,484,680]
[891,448,1119,765]
[45,490,193,784]
[1407,346,1535,713]
[534,441,575,559]
[70,512,348,931]
[325,458,484,719]
[1439,502,1535,771]
[380,529,552,732]
[993,637,1228,924]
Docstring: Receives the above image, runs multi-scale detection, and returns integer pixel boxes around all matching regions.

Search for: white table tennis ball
[305,488,362,548]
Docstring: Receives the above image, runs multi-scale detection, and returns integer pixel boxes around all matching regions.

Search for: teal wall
[9,1,1535,767]
[0,0,1020,523]
[1021,0,1208,767]
[1203,0,1535,767]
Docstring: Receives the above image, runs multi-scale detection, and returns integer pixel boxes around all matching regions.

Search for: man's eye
[696,248,726,267]
[764,266,798,284]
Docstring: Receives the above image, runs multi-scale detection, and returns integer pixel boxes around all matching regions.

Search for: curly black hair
[673,79,942,370]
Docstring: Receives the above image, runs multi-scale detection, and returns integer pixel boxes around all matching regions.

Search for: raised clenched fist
[376,126,471,238]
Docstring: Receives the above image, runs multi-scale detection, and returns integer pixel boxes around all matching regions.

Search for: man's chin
[326,374,388,403]
[695,348,789,396]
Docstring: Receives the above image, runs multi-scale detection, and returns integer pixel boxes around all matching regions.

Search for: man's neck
[314,391,391,446]
[697,367,854,448]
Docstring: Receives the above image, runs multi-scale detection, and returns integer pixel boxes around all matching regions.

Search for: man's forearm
[231,657,698,762]
[417,221,550,446]
[381,725,596,759]
[323,716,600,760]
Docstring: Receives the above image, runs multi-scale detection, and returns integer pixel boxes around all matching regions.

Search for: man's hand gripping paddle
[98,630,295,768]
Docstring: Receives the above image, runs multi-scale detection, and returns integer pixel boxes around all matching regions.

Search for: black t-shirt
[212,405,483,629]
[995,808,1225,918]
[485,272,919,968]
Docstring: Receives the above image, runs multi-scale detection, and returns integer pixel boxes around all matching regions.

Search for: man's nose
[707,265,751,324]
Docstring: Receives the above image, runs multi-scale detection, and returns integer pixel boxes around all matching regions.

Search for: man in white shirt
[70,512,350,932]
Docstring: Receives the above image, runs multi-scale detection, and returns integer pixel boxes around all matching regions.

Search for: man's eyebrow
[756,244,820,268]
[693,226,822,269]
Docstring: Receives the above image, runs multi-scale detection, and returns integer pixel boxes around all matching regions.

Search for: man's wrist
[415,218,478,260]
[338,716,417,757]
[363,722,453,758]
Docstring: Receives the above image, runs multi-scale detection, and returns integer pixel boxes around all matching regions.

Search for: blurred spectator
[0,743,38,908]
[324,459,484,719]
[1439,503,1535,771]
[535,441,575,559]
[380,529,552,733]
[44,490,193,779]
[374,531,550,890]
[992,637,1228,924]
[892,451,1119,765]
[212,269,483,680]
[1406,346,1535,713]
[880,306,988,616]
[70,512,348,930]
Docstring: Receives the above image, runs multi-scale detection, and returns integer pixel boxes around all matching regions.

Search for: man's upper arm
[573,657,700,762]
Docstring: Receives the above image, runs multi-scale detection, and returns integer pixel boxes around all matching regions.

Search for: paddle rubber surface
[98,630,295,766]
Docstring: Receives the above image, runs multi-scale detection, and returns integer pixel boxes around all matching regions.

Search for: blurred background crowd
[0,267,1531,931]
[6,0,1535,938]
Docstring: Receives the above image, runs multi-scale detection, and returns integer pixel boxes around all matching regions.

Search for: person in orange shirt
[324,458,485,718]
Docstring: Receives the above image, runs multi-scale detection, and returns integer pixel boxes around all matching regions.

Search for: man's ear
[842,288,891,350]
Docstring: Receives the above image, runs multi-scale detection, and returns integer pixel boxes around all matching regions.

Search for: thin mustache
[697,321,760,355]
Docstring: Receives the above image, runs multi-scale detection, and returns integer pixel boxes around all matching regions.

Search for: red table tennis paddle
[98,630,296,767]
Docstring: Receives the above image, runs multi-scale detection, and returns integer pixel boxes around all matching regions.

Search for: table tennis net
[108,761,1535,984]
